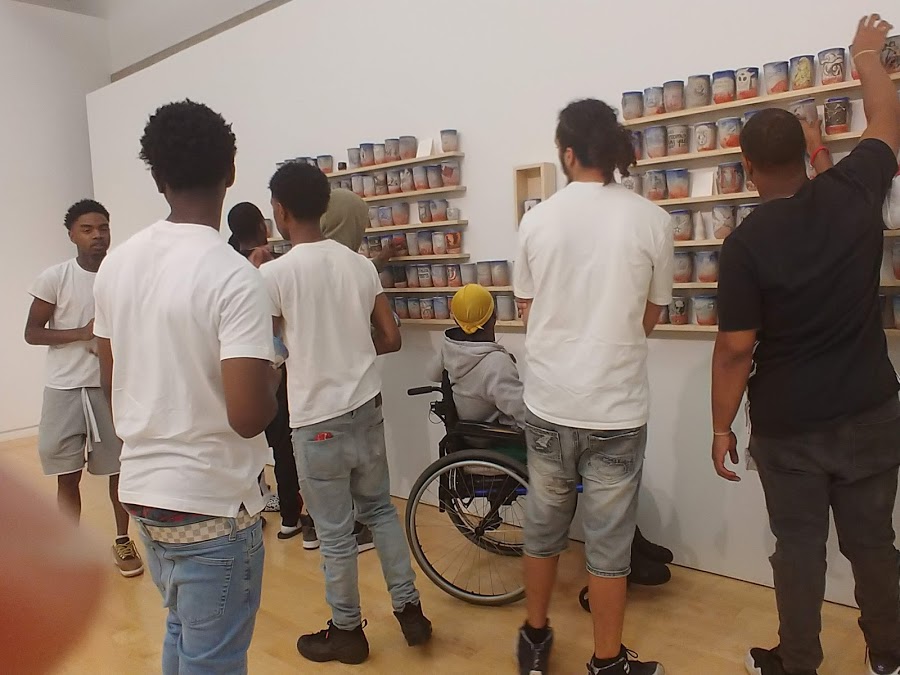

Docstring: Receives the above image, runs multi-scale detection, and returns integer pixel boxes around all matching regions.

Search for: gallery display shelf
[636,131,862,169]
[365,220,467,235]
[674,282,718,290]
[623,73,900,129]
[385,286,513,294]
[364,186,465,205]
[403,319,525,330]
[674,231,900,249]
[327,152,464,179]
[657,192,760,208]
[387,254,470,264]
[655,324,718,333]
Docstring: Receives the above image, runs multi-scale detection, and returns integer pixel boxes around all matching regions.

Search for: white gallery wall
[0,1,109,436]
[86,0,900,606]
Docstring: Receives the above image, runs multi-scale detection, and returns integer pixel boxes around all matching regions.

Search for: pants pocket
[524,422,563,465]
[294,432,349,481]
[586,427,644,485]
[179,555,234,627]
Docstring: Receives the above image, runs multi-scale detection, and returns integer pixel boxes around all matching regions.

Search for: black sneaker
[300,514,319,550]
[354,522,375,553]
[296,620,369,664]
[628,551,672,586]
[588,646,664,675]
[745,647,817,675]
[633,527,674,565]
[394,602,432,646]
[870,650,900,675]
[517,624,553,674]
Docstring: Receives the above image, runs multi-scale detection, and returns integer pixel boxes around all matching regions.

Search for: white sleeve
[259,263,282,318]
[513,220,535,299]
[883,175,900,230]
[93,268,111,339]
[648,213,675,306]
[28,265,59,305]
[219,266,276,362]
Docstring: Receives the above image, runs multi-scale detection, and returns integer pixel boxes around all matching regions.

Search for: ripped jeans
[523,410,647,577]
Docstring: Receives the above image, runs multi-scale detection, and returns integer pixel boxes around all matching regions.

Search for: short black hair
[64,199,109,230]
[227,202,264,251]
[740,108,806,171]
[269,162,331,223]
[139,99,236,191]
[557,98,636,177]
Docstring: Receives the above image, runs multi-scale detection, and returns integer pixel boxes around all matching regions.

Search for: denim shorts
[523,410,647,577]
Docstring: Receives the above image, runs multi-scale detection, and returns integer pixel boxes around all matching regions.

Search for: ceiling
[13,0,113,18]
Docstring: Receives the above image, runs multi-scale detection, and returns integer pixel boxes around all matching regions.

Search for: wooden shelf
[674,282,718,289]
[623,73,900,129]
[884,230,900,238]
[327,152,464,179]
[882,279,900,288]
[654,324,718,333]
[515,162,557,226]
[674,239,724,248]
[657,192,760,208]
[402,319,525,330]
[387,254,470,264]
[385,286,512,294]
[365,220,467,235]
[364,185,465,204]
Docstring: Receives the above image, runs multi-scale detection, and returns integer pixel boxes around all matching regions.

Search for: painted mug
[670,297,689,325]
[420,297,435,320]
[717,117,742,148]
[671,210,693,241]
[883,35,900,73]
[385,138,400,161]
[693,296,718,326]
[763,61,789,94]
[460,263,477,285]
[818,47,846,85]
[394,297,409,320]
[664,80,685,112]
[405,232,419,256]
[665,168,690,200]
[399,136,418,160]
[824,97,851,134]
[717,162,745,194]
[374,171,388,196]
[735,67,759,100]
[392,233,408,256]
[686,74,711,108]
[359,143,375,167]
[387,170,401,194]
[434,295,451,320]
[736,203,757,226]
[417,265,434,289]
[413,166,429,190]
[644,126,667,159]
[431,199,449,221]
[496,295,516,322]
[379,269,394,289]
[622,175,643,194]
[712,205,735,239]
[667,124,690,156]
[622,91,644,120]
[377,206,393,227]
[368,206,380,228]
[447,207,460,221]
[418,201,432,223]
[632,131,644,160]
[373,143,386,165]
[405,265,420,288]
[393,265,408,288]
[476,262,493,286]
[712,70,736,104]
[694,122,718,152]
[363,175,376,198]
[643,86,665,115]
[431,264,448,287]
[432,232,447,256]
[441,160,461,187]
[644,170,668,201]
[392,202,410,226]
[400,168,415,192]
[491,261,511,287]
[673,252,694,283]
[407,297,422,319]
[351,174,365,197]
[417,231,434,255]
[348,147,361,169]
[441,129,459,152]
[696,251,720,282]
[316,155,334,174]
[788,98,817,123]
[789,55,815,90]
[445,230,462,254]
[426,165,443,189]
[447,264,462,288]
[657,305,670,325]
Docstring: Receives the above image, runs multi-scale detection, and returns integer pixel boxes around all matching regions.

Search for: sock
[523,622,549,643]
[115,535,130,544]
[280,524,301,534]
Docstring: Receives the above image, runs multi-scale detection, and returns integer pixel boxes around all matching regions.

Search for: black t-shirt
[718,139,899,436]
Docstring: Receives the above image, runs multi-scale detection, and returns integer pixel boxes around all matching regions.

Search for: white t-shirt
[28,259,99,389]
[514,181,674,430]
[261,239,382,427]
[93,221,276,517]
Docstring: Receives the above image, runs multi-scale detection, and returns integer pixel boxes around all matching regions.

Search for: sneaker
[354,522,375,553]
[112,537,144,578]
[277,522,303,540]
[264,494,281,512]
[745,647,817,675]
[517,624,553,675]
[394,602,432,646]
[628,551,672,586]
[296,620,369,664]
[870,651,900,675]
[588,646,664,675]
[633,527,674,565]
[300,514,319,550]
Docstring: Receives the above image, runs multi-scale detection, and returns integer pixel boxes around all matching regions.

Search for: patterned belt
[143,510,260,544]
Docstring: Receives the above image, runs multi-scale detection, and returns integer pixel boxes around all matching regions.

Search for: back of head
[269,162,331,224]
[320,188,369,252]
[451,284,496,336]
[556,98,637,179]
[227,202,265,251]
[740,108,806,173]
[140,100,237,193]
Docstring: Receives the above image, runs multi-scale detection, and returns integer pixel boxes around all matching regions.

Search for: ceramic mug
[622,175,642,194]
[412,166,429,190]
[693,296,718,326]
[418,201,433,223]
[712,70,736,104]
[667,124,690,156]
[348,147,361,169]
[417,231,434,255]
[712,205,735,239]
[360,143,375,167]
[735,67,760,100]
[399,135,417,160]
[824,97,851,134]
[393,265,408,289]
[417,265,434,289]
[523,199,541,213]
[379,269,394,289]
[670,297,689,325]
[882,35,900,73]
[367,236,382,256]
[445,230,462,254]
[644,170,668,201]
[407,297,422,318]
[460,263,477,285]
[391,233,408,256]
[496,295,516,322]
[431,199,449,221]
[385,138,400,161]
[694,122,718,152]
[664,81,685,112]
[671,210,693,241]
[491,261,511,287]
[644,126,668,159]
[339,178,352,191]
[476,262,493,286]
[363,175,376,198]
[447,264,462,288]
[673,252,694,283]
[316,155,334,174]
[696,251,720,282]
[893,241,900,280]
[441,129,459,152]
[643,86,665,115]
[743,110,759,125]
[406,232,420,256]
[406,265,420,288]
[441,160,461,186]
[818,47,846,85]
[764,61,789,94]
[420,297,435,320]
[622,91,644,120]
[392,202,410,226]
[447,207,461,221]
[790,55,815,90]
[632,131,644,160]
[432,232,447,255]
[431,264,448,287]
[788,97,817,123]
[657,305,670,325]
[434,295,451,320]
[665,168,690,200]
[736,203,757,226]
[426,165,443,189]
[351,174,365,197]
[717,117,742,148]
[387,170,401,194]
[394,296,409,320]
[374,171,388,196]
[717,162,745,194]
[373,143,386,165]
[686,74,712,108]
[368,206,380,228]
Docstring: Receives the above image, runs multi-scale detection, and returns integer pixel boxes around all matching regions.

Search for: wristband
[713,430,732,437]
[809,145,830,167]
[851,49,879,61]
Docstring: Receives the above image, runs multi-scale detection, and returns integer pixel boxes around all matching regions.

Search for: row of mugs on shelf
[361,229,463,259]
[363,200,459,228]
[662,296,718,327]
[380,260,512,290]
[674,251,720,284]
[670,204,757,241]
[622,162,749,201]
[623,44,898,119]
[391,293,517,323]
[331,161,461,196]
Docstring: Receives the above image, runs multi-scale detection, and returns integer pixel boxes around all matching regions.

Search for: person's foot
[394,602,432,646]
[354,522,375,553]
[296,621,369,664]
[633,526,674,565]
[112,537,144,578]
[263,494,280,513]
[588,646,664,674]
[870,650,900,675]
[300,514,319,550]
[628,551,671,586]
[517,623,553,675]
[277,521,303,540]
[745,647,817,675]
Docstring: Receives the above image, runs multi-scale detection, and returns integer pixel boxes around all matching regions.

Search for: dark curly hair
[269,162,331,223]
[227,202,265,251]
[556,99,636,179]
[64,199,109,230]
[740,108,805,171]
[139,100,236,191]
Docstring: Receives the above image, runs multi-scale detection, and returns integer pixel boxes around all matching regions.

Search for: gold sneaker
[113,538,144,578]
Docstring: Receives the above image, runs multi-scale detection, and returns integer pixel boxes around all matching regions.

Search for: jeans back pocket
[524,422,563,466]
[178,555,234,627]
[585,427,645,485]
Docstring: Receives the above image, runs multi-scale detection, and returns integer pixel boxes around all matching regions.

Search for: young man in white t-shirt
[92,100,280,675]
[24,199,143,578]
[260,162,431,665]
[513,99,674,675]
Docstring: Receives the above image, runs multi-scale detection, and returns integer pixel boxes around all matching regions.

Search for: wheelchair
[406,373,591,608]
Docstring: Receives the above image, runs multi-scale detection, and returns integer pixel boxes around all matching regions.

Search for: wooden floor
[1,436,871,674]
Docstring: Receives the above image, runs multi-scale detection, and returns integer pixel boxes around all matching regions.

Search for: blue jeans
[292,395,419,630]
[134,517,265,675]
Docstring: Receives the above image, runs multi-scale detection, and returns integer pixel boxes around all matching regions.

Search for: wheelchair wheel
[406,449,528,606]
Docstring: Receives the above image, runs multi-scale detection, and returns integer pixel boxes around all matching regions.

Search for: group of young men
[21,11,900,675]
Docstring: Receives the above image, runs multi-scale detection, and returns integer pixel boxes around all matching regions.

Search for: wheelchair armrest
[453,421,525,442]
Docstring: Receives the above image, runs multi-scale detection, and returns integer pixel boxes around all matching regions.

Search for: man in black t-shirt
[711,15,900,675]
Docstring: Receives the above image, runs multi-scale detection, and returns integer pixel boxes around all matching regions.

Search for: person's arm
[645,212,675,336]
[711,330,756,482]
[248,246,274,268]
[513,222,535,328]
[97,338,113,405]
[643,302,664,336]
[371,293,402,355]
[855,14,900,153]
[372,241,400,273]
[482,353,527,429]
[800,118,835,175]
[24,298,93,346]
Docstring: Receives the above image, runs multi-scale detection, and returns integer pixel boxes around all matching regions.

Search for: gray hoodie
[427,328,526,429]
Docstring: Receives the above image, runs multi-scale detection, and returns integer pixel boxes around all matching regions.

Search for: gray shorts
[38,387,122,477]
[523,410,647,578]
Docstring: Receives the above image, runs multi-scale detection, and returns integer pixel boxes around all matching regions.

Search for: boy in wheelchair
[427,284,674,586]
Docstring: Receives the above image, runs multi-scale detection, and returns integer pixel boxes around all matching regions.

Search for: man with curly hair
[92,100,280,674]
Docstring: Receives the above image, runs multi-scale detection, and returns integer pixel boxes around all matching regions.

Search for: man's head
[227,202,267,251]
[556,98,636,183]
[451,284,496,340]
[268,162,331,239]
[64,199,110,259]
[740,108,807,199]
[139,100,237,202]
